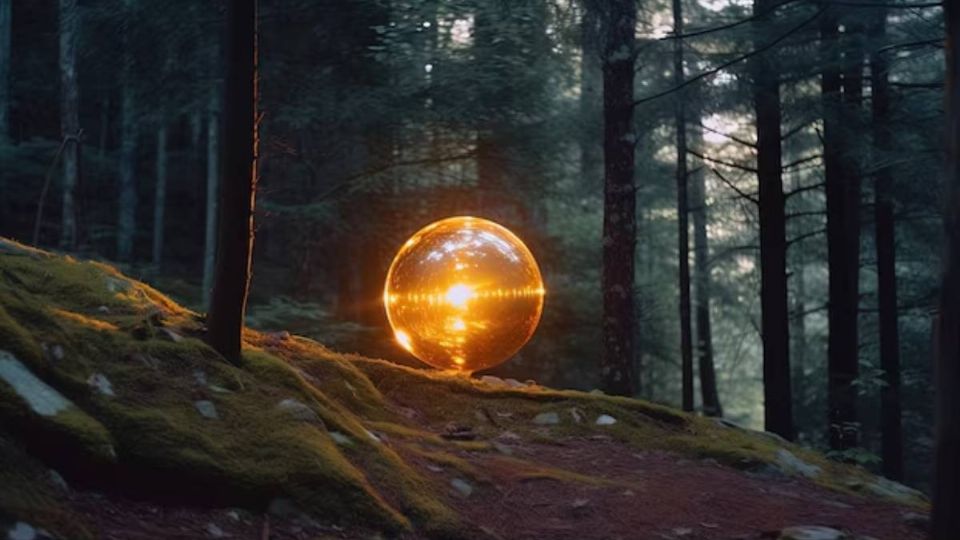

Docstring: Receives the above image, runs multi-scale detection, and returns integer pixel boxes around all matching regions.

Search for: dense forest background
[0,0,946,492]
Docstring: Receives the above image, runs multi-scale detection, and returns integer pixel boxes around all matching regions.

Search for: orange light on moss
[383,216,545,373]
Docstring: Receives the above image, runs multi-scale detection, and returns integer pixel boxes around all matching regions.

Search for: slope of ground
[0,238,928,540]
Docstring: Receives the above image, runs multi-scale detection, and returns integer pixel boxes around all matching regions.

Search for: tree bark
[826,5,862,453]
[690,94,722,417]
[580,3,603,193]
[596,0,638,396]
[933,2,960,537]
[206,0,258,364]
[869,6,903,481]
[0,0,11,144]
[59,0,79,250]
[152,126,167,268]
[672,0,694,412]
[116,0,137,262]
[752,0,793,440]
[202,93,219,310]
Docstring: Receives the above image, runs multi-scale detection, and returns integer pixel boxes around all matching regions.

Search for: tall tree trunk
[597,0,638,396]
[933,3,960,537]
[152,126,167,268]
[672,0,694,412]
[752,0,793,440]
[690,97,722,417]
[59,0,79,250]
[580,3,602,193]
[826,7,862,453]
[202,92,219,309]
[0,0,11,144]
[869,6,902,481]
[206,0,258,364]
[116,0,137,262]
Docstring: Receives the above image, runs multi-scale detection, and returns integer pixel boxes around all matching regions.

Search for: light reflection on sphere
[383,216,545,373]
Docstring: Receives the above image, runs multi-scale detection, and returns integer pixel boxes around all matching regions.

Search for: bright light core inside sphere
[383,216,545,373]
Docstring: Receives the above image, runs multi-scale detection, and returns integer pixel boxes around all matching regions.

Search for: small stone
[901,511,930,530]
[105,277,130,293]
[365,429,381,443]
[570,498,590,518]
[51,345,64,361]
[491,441,513,455]
[226,510,240,522]
[97,305,110,314]
[209,384,231,394]
[276,398,320,423]
[426,464,443,473]
[775,449,821,479]
[7,522,37,540]
[0,352,73,416]
[595,414,617,426]
[569,407,584,423]
[48,470,68,492]
[159,328,184,343]
[329,431,351,445]
[522,379,537,387]
[671,527,693,537]
[193,370,208,386]
[450,478,473,497]
[503,378,524,388]
[87,373,115,397]
[480,375,505,387]
[778,526,846,540]
[532,411,560,425]
[194,400,218,419]
[206,523,226,538]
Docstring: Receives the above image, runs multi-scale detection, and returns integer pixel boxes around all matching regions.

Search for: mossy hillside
[0,238,926,539]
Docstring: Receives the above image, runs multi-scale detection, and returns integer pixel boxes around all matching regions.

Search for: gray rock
[105,277,131,293]
[50,345,64,361]
[857,477,926,504]
[193,370,208,386]
[595,414,617,426]
[276,398,319,423]
[901,511,929,530]
[775,449,821,479]
[532,411,560,425]
[450,478,473,497]
[480,375,505,387]
[778,526,847,540]
[505,378,525,388]
[48,470,68,492]
[159,328,184,343]
[7,522,37,540]
[194,400,219,419]
[87,373,115,397]
[0,351,73,416]
[206,523,226,538]
[97,305,110,314]
[329,431,351,445]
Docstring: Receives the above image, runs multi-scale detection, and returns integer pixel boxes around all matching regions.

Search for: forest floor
[59,426,928,540]
[0,238,930,540]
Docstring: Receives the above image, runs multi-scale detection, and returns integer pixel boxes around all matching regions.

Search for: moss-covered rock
[0,238,927,538]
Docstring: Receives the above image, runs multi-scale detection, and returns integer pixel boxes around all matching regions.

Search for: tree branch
[710,167,759,205]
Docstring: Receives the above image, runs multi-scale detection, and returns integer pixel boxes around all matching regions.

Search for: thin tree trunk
[0,0,11,144]
[580,4,602,193]
[206,0,258,364]
[869,6,903,481]
[690,95,722,417]
[826,7,862,453]
[752,0,793,440]
[152,126,167,268]
[597,0,638,396]
[932,2,960,537]
[59,0,79,250]
[672,0,694,412]
[202,92,219,309]
[116,0,137,262]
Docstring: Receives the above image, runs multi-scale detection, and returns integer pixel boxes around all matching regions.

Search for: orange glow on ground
[383,216,545,373]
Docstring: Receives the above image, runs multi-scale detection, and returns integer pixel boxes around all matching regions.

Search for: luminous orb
[383,216,545,373]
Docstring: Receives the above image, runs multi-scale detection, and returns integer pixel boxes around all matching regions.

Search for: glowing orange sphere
[383,216,545,373]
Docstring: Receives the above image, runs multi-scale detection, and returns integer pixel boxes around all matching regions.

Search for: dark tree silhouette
[206,0,258,364]
[752,0,793,440]
[596,0,638,396]
[869,5,903,481]
[673,0,695,413]
[933,2,960,537]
